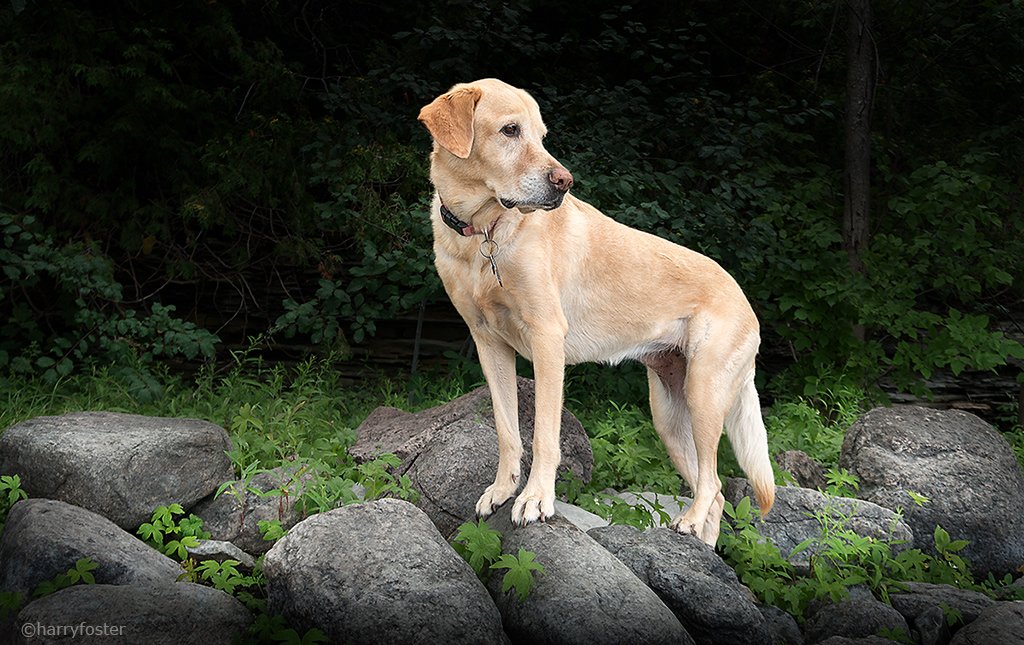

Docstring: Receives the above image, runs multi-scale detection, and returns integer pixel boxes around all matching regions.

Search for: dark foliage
[1,0,1021,396]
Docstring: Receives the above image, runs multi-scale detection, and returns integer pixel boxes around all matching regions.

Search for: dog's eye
[500,123,520,138]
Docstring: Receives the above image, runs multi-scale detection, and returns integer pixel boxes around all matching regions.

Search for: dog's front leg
[511,328,565,525]
[474,335,523,518]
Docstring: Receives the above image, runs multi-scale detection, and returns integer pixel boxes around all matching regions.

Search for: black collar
[439,201,477,236]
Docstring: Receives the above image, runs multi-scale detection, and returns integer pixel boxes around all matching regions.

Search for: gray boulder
[552,500,608,532]
[841,405,1024,577]
[948,600,1024,645]
[0,412,233,530]
[815,638,905,645]
[803,587,911,644]
[263,498,507,645]
[889,581,995,626]
[913,605,950,645]
[192,465,316,555]
[350,377,593,536]
[589,525,769,645]
[776,450,827,490]
[184,539,257,571]
[486,511,692,645]
[14,582,252,644]
[0,499,181,596]
[759,604,804,645]
[724,479,913,572]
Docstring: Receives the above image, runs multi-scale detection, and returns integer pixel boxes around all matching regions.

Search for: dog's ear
[417,86,483,159]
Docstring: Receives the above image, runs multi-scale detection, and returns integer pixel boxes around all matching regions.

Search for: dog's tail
[724,374,775,517]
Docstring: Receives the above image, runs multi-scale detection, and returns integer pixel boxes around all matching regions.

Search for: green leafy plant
[718,497,811,615]
[926,525,974,588]
[0,214,218,391]
[259,519,287,542]
[940,602,964,627]
[792,502,908,604]
[574,491,672,530]
[32,557,98,598]
[823,468,860,498]
[0,473,28,532]
[355,453,419,503]
[585,403,679,492]
[720,485,1009,622]
[1,556,100,619]
[191,559,251,595]
[452,519,503,578]
[491,549,547,603]
[905,490,930,507]
[249,614,329,645]
[137,503,211,560]
[0,590,23,621]
[556,467,675,530]
[451,519,545,602]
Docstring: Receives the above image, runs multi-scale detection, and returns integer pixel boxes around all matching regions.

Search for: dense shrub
[0,0,1021,396]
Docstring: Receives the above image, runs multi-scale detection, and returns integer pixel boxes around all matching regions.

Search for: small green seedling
[137,503,210,560]
[491,548,546,602]
[452,518,503,578]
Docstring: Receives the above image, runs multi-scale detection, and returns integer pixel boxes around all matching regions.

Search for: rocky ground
[1,379,1023,644]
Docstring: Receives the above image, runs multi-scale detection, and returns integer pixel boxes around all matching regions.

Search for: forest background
[1,0,1022,428]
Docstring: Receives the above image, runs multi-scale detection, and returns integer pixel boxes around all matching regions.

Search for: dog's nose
[549,167,574,193]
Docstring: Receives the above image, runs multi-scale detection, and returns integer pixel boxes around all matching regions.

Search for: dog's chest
[434,251,535,354]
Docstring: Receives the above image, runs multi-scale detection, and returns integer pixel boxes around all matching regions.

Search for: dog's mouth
[499,194,565,212]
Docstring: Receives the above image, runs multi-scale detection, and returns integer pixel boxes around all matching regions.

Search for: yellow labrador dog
[418,78,774,545]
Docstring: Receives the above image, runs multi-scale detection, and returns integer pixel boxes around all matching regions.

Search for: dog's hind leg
[474,337,523,517]
[645,352,725,544]
[670,367,728,546]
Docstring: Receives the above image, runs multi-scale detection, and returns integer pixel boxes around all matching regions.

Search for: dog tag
[480,231,503,288]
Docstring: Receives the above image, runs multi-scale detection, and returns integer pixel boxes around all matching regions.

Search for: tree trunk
[843,0,874,340]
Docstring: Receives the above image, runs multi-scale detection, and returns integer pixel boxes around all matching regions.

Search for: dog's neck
[439,198,484,237]
[432,191,510,238]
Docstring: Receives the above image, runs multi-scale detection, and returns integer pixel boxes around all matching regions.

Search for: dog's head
[418,78,573,213]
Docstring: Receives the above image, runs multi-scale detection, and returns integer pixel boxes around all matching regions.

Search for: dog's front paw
[510,486,556,526]
[475,480,518,518]
[669,512,715,546]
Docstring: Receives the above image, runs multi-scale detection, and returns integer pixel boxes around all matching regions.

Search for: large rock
[0,412,233,530]
[840,406,1024,576]
[948,600,1024,645]
[589,525,769,645]
[263,498,506,645]
[913,605,950,645]
[0,499,181,596]
[553,500,608,532]
[888,582,996,645]
[14,582,252,644]
[192,465,315,555]
[185,539,257,571]
[759,604,804,645]
[350,377,593,536]
[775,450,827,490]
[889,581,995,626]
[803,586,911,644]
[724,479,913,572]
[485,511,692,645]
[815,638,905,645]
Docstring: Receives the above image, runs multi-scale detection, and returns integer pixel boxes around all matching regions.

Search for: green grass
[0,355,864,519]
[0,355,429,515]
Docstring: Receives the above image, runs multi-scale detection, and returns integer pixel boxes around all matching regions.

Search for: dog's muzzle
[501,167,574,212]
